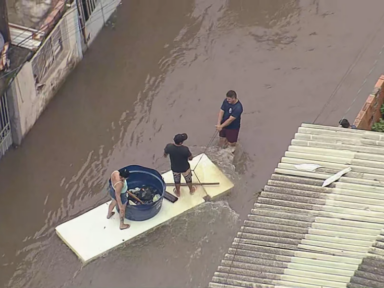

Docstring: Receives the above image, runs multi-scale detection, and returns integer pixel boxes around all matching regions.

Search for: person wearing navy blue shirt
[216,90,244,149]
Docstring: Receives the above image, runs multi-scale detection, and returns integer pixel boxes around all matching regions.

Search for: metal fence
[0,91,12,159]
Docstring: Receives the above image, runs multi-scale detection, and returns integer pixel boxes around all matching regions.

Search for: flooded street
[2,0,384,287]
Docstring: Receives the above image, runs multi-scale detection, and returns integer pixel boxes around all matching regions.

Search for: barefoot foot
[190,186,197,195]
[120,223,130,230]
[173,188,181,197]
[107,212,115,219]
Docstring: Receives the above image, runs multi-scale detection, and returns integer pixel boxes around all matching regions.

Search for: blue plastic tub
[109,165,166,221]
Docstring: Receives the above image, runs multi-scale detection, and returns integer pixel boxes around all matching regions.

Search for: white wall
[9,5,83,144]
[84,0,120,46]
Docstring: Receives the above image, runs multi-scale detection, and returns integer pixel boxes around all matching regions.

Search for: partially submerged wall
[8,5,83,145]
[353,75,384,130]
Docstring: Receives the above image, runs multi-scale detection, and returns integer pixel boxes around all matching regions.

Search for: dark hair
[226,90,237,99]
[339,119,350,128]
[174,133,188,145]
[118,168,130,179]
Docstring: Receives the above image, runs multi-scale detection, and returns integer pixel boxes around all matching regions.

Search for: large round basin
[109,165,165,221]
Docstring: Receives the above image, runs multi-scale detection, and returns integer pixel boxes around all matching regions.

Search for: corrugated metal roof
[209,123,384,288]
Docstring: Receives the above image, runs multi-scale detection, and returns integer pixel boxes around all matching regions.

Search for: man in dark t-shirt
[164,133,196,197]
[216,90,244,150]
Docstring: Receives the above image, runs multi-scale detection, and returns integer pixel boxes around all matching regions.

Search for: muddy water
[2,0,384,287]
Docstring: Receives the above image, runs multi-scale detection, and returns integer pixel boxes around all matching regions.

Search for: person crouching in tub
[107,168,130,230]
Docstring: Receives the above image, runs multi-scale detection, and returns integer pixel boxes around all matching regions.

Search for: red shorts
[219,128,240,143]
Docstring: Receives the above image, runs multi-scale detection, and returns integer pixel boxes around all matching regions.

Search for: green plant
[380,103,384,115]
[372,118,384,132]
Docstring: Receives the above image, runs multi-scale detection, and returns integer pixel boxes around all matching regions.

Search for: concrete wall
[6,0,120,146]
[8,4,83,145]
[354,75,384,130]
[83,0,120,46]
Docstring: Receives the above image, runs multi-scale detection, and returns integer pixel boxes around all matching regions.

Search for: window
[32,21,66,82]
[82,0,100,21]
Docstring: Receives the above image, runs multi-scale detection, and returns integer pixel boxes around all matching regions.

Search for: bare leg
[107,199,117,219]
[219,137,227,148]
[174,184,181,197]
[119,205,130,230]
[227,142,237,153]
[173,172,181,197]
[187,182,196,194]
[184,170,196,194]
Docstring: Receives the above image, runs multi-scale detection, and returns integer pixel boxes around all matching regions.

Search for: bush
[372,118,384,132]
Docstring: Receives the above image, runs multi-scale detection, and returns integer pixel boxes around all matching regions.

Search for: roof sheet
[209,123,384,288]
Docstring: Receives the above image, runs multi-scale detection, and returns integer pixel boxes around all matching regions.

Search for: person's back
[164,133,195,196]
[164,143,191,173]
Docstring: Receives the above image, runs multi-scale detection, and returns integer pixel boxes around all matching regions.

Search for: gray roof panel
[209,123,384,288]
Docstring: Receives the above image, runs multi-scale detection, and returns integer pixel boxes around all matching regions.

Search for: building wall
[82,0,120,46]
[8,4,83,145]
[353,75,384,130]
[5,0,120,146]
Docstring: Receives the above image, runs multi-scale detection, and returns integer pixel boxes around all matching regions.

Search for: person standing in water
[164,133,196,197]
[107,168,130,230]
[216,90,243,151]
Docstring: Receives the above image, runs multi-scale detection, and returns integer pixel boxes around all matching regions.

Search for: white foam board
[55,153,234,264]
[192,153,234,199]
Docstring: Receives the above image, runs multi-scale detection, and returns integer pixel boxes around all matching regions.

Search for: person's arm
[164,144,170,157]
[220,105,242,129]
[187,148,193,161]
[217,109,224,126]
[220,116,236,128]
[217,101,226,125]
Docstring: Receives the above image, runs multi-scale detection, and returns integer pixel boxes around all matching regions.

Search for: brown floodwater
[1,0,384,287]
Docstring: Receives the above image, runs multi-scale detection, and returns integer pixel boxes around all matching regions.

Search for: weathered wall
[6,0,61,29]
[353,75,384,130]
[8,5,83,144]
[83,0,120,46]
